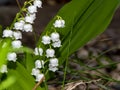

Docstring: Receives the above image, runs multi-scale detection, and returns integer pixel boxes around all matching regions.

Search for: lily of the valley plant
[0,0,120,90]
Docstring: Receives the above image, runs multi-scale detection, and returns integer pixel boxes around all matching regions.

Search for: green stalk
[62,21,73,89]
[9,0,33,29]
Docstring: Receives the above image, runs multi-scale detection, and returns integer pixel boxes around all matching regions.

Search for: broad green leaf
[12,46,33,54]
[38,0,120,66]
[58,0,119,64]
[25,53,35,74]
[0,76,16,90]
[8,62,45,90]
[118,0,120,5]
[0,38,11,67]
[8,82,23,90]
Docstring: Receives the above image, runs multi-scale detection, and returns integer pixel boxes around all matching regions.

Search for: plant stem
[16,0,22,11]
[32,29,37,46]
[32,77,45,90]
[62,22,73,90]
[44,80,48,90]
[62,59,68,89]
[9,0,33,29]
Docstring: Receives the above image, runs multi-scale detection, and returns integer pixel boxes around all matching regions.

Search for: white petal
[51,32,60,42]
[25,14,35,24]
[34,0,42,8]
[46,49,55,58]
[2,30,13,38]
[35,73,44,82]
[31,68,40,76]
[14,20,25,30]
[34,47,43,56]
[13,31,22,40]
[35,60,44,69]
[28,5,37,14]
[53,19,65,28]
[49,58,58,67]
[23,24,33,32]
[7,52,17,62]
[52,40,61,48]
[12,40,22,48]
[49,66,58,72]
[42,35,51,45]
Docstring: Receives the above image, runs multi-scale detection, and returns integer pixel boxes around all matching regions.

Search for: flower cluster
[31,60,45,82]
[41,31,62,72]
[31,17,65,82]
[0,0,42,74]
[0,0,65,84]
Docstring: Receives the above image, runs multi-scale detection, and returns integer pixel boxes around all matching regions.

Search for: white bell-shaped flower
[2,30,13,38]
[7,52,17,62]
[0,64,8,73]
[53,19,65,28]
[12,40,22,49]
[35,73,44,82]
[46,49,55,58]
[26,13,36,20]
[49,66,58,72]
[52,40,61,48]
[34,47,43,56]
[42,35,51,45]
[34,0,42,8]
[35,60,44,69]
[50,32,60,42]
[23,24,33,32]
[14,20,25,30]
[13,31,22,40]
[30,13,36,20]
[25,14,36,24]
[28,5,37,14]
[60,20,65,27]
[49,58,58,67]
[31,68,40,76]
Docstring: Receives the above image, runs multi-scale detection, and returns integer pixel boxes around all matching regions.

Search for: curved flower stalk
[0,0,65,88]
[32,16,65,83]
[0,0,42,73]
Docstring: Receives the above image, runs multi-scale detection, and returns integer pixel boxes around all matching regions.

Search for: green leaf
[12,46,33,54]
[0,38,12,67]
[38,0,120,66]
[59,0,120,64]
[8,62,45,90]
[25,53,35,74]
[0,76,16,90]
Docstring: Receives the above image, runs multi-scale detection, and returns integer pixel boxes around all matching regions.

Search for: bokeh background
[0,0,120,89]
[0,0,119,47]
[0,0,71,47]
